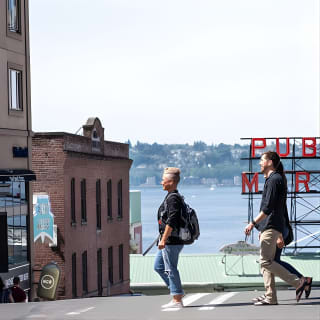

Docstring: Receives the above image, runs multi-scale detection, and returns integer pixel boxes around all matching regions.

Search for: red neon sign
[276,138,290,157]
[242,172,259,193]
[302,138,317,157]
[251,137,319,158]
[295,172,310,192]
[243,137,319,194]
[251,138,266,158]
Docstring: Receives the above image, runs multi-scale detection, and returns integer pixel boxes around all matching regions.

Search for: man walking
[245,151,307,305]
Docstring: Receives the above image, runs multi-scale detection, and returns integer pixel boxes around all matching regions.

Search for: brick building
[32,118,132,299]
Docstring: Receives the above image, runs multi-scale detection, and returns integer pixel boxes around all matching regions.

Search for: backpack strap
[160,193,185,239]
[162,192,184,219]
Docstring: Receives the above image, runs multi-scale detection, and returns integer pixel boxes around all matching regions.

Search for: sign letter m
[242,173,259,193]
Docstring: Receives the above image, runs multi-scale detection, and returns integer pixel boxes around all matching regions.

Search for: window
[91,129,101,152]
[117,180,123,219]
[80,179,87,223]
[96,179,101,230]
[108,246,113,285]
[107,179,112,219]
[7,0,20,33]
[119,244,124,282]
[0,213,8,272]
[97,248,102,296]
[82,251,88,294]
[72,253,77,298]
[0,179,28,267]
[8,68,22,111]
[71,178,76,224]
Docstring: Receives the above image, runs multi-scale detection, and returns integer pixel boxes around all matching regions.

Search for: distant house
[234,176,241,186]
[221,179,234,186]
[201,178,219,185]
[183,176,202,185]
[141,176,157,186]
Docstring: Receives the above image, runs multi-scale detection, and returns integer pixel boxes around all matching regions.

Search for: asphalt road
[1,289,319,320]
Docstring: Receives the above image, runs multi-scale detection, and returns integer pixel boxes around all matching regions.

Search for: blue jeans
[274,247,302,278]
[154,245,184,295]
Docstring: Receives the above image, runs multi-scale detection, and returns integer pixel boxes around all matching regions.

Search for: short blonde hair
[163,167,180,184]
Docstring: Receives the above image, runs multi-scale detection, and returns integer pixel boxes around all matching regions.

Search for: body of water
[139,185,251,254]
[138,185,320,254]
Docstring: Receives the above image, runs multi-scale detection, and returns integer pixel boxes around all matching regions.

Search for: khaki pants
[260,229,301,303]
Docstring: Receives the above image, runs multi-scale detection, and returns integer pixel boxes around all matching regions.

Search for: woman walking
[154,167,185,308]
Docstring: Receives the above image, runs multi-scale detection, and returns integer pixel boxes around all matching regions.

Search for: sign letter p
[251,138,266,158]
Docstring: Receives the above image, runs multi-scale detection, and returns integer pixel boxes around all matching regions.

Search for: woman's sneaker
[305,277,313,299]
[254,298,278,306]
[252,294,266,302]
[161,300,184,308]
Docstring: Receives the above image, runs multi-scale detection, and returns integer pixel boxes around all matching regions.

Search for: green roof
[130,253,320,291]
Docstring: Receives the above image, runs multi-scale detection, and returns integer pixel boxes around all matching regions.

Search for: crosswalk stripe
[162,293,211,312]
[66,307,95,315]
[198,292,238,311]
[183,293,211,306]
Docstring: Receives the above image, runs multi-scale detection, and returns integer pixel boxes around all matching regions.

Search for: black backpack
[164,193,200,245]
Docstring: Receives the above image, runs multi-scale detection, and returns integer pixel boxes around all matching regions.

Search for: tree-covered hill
[129,141,249,186]
[128,140,320,186]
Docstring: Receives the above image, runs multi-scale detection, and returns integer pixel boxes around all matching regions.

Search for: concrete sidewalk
[0,289,319,320]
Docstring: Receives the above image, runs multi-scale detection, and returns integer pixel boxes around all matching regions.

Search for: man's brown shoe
[296,277,307,302]
[304,277,313,299]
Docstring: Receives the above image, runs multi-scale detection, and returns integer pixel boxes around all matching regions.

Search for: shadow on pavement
[185,302,254,308]
[185,300,320,308]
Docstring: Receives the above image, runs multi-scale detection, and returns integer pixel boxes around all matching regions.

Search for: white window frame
[7,0,21,33]
[8,68,23,111]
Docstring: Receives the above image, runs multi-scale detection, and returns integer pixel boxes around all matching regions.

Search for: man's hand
[277,235,285,249]
[245,222,254,236]
[158,239,166,250]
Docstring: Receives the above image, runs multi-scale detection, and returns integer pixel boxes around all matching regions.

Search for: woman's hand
[158,225,173,249]
[158,239,166,250]
[277,235,285,249]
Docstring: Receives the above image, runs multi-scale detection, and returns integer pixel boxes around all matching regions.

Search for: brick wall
[32,136,67,298]
[63,155,131,298]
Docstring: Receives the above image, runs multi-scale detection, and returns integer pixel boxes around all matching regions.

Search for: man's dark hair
[13,277,20,285]
[263,151,287,192]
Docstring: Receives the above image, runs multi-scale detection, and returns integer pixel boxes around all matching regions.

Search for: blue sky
[29,0,319,144]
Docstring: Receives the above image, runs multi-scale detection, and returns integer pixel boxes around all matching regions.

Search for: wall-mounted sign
[12,146,28,158]
[33,194,55,244]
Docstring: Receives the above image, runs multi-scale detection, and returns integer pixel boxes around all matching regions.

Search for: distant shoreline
[130,184,242,188]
